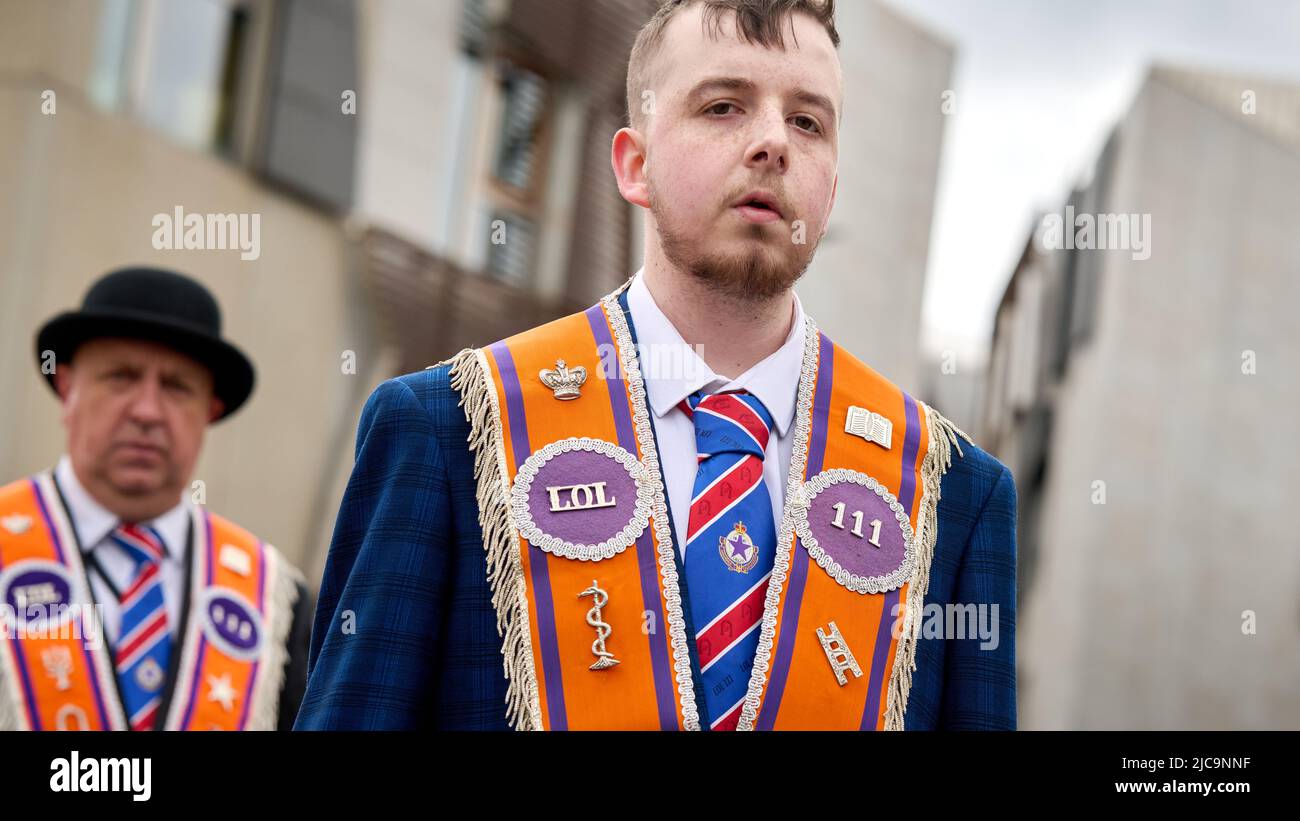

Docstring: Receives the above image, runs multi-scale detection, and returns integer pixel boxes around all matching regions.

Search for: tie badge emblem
[135,657,165,692]
[718,521,759,573]
[577,580,620,670]
[845,406,892,451]
[816,620,863,686]
[540,358,587,400]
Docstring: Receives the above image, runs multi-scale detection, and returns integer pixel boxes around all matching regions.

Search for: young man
[0,267,312,731]
[298,0,1016,731]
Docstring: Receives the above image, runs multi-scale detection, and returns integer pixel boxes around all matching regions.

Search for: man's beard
[649,178,818,302]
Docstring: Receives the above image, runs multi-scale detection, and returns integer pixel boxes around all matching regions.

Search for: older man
[0,267,310,731]
[300,0,1016,731]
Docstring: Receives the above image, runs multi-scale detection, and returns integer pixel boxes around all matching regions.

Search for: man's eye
[792,115,821,134]
[706,102,736,116]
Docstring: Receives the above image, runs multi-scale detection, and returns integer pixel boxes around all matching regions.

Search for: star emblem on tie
[206,673,238,713]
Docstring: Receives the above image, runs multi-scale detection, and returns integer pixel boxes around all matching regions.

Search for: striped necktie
[679,389,776,731]
[109,523,172,730]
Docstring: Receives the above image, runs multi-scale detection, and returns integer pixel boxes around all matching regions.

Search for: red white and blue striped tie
[680,389,775,731]
[109,523,172,731]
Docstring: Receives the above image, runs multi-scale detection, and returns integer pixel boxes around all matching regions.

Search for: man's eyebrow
[792,89,838,125]
[685,76,756,102]
[685,76,838,124]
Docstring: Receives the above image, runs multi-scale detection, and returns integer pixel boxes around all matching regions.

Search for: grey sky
[877,0,1300,363]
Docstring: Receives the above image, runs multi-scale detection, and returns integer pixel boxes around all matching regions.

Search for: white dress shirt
[55,455,191,645]
[625,269,807,560]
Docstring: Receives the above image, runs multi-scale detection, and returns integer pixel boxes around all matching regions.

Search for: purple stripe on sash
[205,509,215,586]
[635,529,677,729]
[583,304,677,730]
[757,332,833,730]
[860,392,921,730]
[236,540,268,731]
[898,394,921,519]
[32,479,111,730]
[490,341,568,731]
[181,641,206,729]
[182,512,217,730]
[31,480,66,564]
[806,335,835,479]
[584,305,638,454]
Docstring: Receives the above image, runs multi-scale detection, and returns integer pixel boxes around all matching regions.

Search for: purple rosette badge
[0,560,77,630]
[198,587,264,660]
[510,437,654,561]
[791,468,916,594]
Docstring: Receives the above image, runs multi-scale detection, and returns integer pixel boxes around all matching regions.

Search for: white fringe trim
[445,348,544,731]
[883,403,972,731]
[0,638,23,730]
[246,543,303,731]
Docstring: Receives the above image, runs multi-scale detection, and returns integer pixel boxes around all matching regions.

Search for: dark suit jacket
[276,579,313,730]
[296,312,1017,730]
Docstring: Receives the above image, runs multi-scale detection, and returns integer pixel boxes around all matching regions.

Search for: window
[481,56,553,286]
[485,211,538,288]
[493,64,550,193]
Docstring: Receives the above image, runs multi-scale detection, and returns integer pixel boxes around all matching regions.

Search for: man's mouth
[732,191,785,224]
[114,443,165,460]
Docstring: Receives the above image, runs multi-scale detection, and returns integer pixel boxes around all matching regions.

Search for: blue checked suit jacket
[295,306,1018,731]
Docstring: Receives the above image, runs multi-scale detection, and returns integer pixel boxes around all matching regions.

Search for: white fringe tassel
[445,348,542,731]
[0,645,22,730]
[249,544,304,731]
[883,403,973,731]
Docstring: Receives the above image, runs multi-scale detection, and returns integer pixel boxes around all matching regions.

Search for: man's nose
[126,376,166,424]
[746,105,789,173]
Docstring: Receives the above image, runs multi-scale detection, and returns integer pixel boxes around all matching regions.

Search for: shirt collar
[55,455,189,559]
[626,267,806,437]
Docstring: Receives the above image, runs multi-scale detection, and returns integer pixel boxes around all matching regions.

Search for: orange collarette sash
[0,472,301,730]
[443,278,967,730]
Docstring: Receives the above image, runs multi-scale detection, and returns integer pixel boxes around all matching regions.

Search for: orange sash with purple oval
[0,473,300,730]
[444,278,967,730]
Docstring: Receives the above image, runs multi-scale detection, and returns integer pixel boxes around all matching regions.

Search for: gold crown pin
[540,358,587,400]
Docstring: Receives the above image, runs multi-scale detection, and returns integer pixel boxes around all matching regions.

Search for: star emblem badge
[206,672,238,713]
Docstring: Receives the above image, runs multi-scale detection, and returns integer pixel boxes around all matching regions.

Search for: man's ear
[208,396,225,423]
[611,127,650,209]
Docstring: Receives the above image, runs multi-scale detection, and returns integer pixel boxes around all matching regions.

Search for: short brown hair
[625,0,840,131]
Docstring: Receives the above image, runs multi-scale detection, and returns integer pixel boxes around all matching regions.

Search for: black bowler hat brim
[36,307,255,422]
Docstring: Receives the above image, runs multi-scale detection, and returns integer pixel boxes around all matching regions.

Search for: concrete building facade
[985,66,1300,729]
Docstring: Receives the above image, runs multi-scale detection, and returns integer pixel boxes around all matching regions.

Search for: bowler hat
[35,267,255,421]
